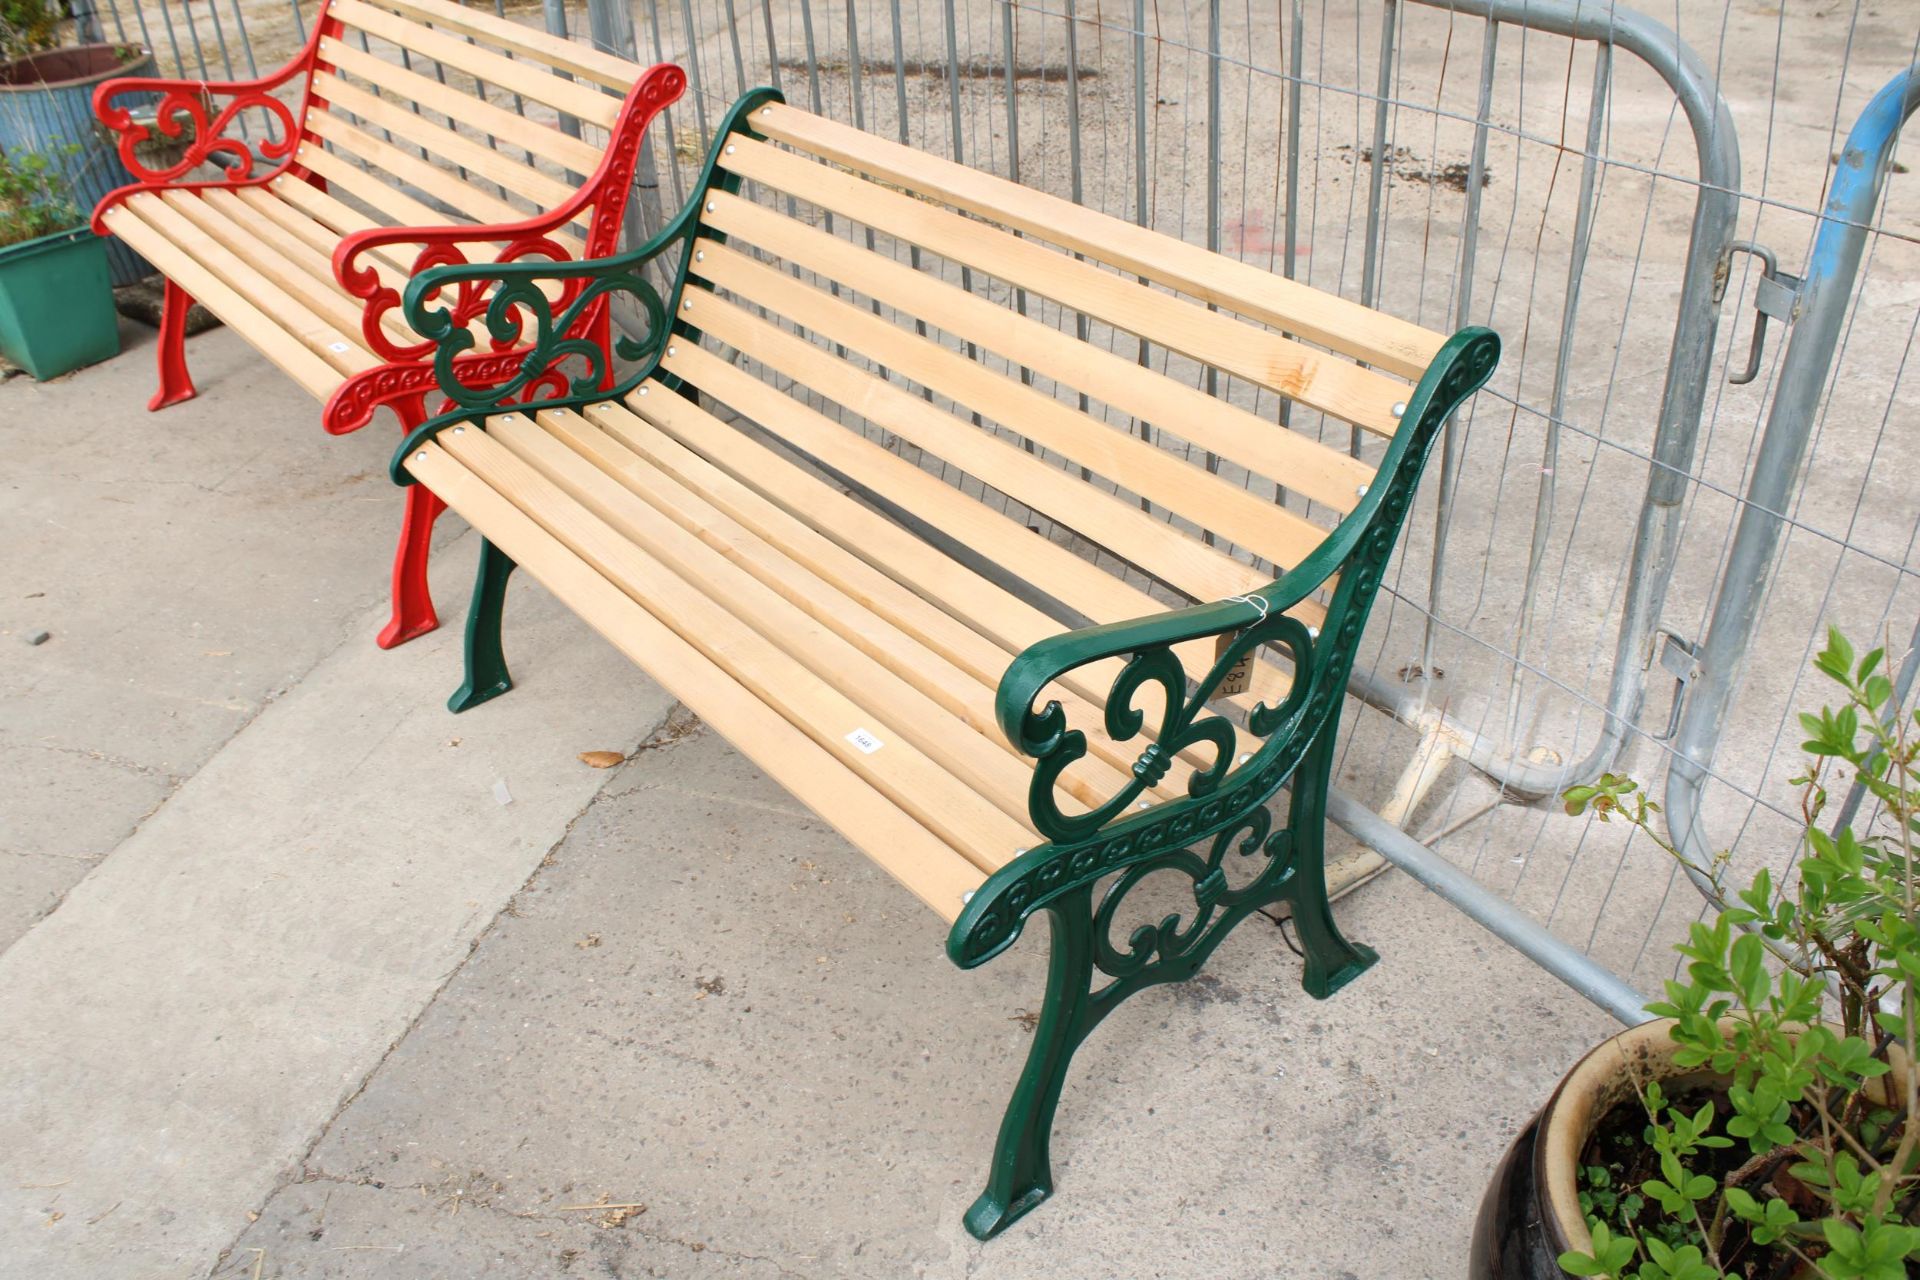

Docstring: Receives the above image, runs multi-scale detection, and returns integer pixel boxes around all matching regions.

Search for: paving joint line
[203,699,691,1279]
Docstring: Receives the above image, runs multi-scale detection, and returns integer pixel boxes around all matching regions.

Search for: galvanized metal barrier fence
[50,0,1920,1023]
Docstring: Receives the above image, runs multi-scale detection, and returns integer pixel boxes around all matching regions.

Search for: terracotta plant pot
[1471,1018,1912,1278]
[1470,1019,1681,1277]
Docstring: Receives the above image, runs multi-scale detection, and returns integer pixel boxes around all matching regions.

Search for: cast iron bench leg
[378,393,445,649]
[448,537,516,713]
[967,748,1381,1241]
[149,278,197,412]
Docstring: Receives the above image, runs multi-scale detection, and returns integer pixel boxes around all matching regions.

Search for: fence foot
[448,538,516,713]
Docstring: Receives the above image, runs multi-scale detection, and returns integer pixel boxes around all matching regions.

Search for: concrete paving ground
[2,317,1619,1280]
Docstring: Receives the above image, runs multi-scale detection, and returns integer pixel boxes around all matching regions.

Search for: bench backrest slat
[304,110,529,226]
[701,190,1376,518]
[295,140,458,230]
[327,0,621,130]
[653,342,1250,656]
[682,289,1279,604]
[312,73,582,216]
[370,0,652,92]
[718,136,1409,439]
[752,102,1444,381]
[317,36,606,177]
[693,238,1332,573]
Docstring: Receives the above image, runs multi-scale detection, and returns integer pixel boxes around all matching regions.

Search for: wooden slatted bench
[89,0,683,648]
[387,87,1499,1238]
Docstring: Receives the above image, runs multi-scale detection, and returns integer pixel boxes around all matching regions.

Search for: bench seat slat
[587,396,1235,790]
[405,440,987,921]
[694,238,1333,571]
[528,407,1177,805]
[681,293,1279,605]
[317,36,606,177]
[128,192,377,378]
[703,191,1377,516]
[720,137,1410,437]
[430,426,1037,867]
[647,347,1313,697]
[752,100,1446,381]
[313,72,585,217]
[330,0,621,130]
[235,185,422,290]
[165,190,415,346]
[487,411,1125,817]
[100,202,347,399]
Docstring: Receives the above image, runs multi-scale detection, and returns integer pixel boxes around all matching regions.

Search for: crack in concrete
[282,1167,808,1278]
[18,740,185,782]
[202,700,691,1280]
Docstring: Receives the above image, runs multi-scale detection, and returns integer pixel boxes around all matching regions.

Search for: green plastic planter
[0,225,119,379]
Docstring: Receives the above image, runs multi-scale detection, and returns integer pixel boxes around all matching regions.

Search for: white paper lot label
[845,727,884,754]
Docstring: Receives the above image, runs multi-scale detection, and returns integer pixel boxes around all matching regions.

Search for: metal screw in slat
[1356,483,1369,497]
[638,387,648,396]
[695,250,705,262]
[453,427,463,434]
[416,452,426,462]
[961,890,974,905]
[1308,626,1320,639]
[668,346,678,356]
[1391,401,1407,417]
[683,299,694,311]
[725,144,735,154]
[705,201,715,212]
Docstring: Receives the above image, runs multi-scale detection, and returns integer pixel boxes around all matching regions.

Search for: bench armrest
[951,327,1501,968]
[385,85,781,478]
[333,63,687,365]
[90,16,326,209]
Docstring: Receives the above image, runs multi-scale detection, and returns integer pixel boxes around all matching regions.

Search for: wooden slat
[576,398,1211,795]
[528,406,1169,804]
[648,346,1318,699]
[704,191,1376,515]
[721,137,1409,437]
[587,396,1093,694]
[753,101,1446,380]
[427,425,1035,866]
[318,36,605,176]
[249,180,412,277]
[486,410,1105,819]
[694,239,1332,570]
[366,0,647,92]
[293,143,463,232]
[314,72,583,215]
[306,111,530,227]
[163,191,414,347]
[331,0,621,129]
[404,440,984,920]
[681,293,1276,604]
[100,203,344,400]
[621,378,1301,718]
[125,192,376,379]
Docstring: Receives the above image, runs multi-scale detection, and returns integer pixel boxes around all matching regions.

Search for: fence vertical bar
[1666,67,1920,898]
[1418,17,1499,701]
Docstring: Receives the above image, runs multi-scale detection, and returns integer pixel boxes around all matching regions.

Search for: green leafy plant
[1558,628,1920,1280]
[0,144,81,247]
[0,0,69,64]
